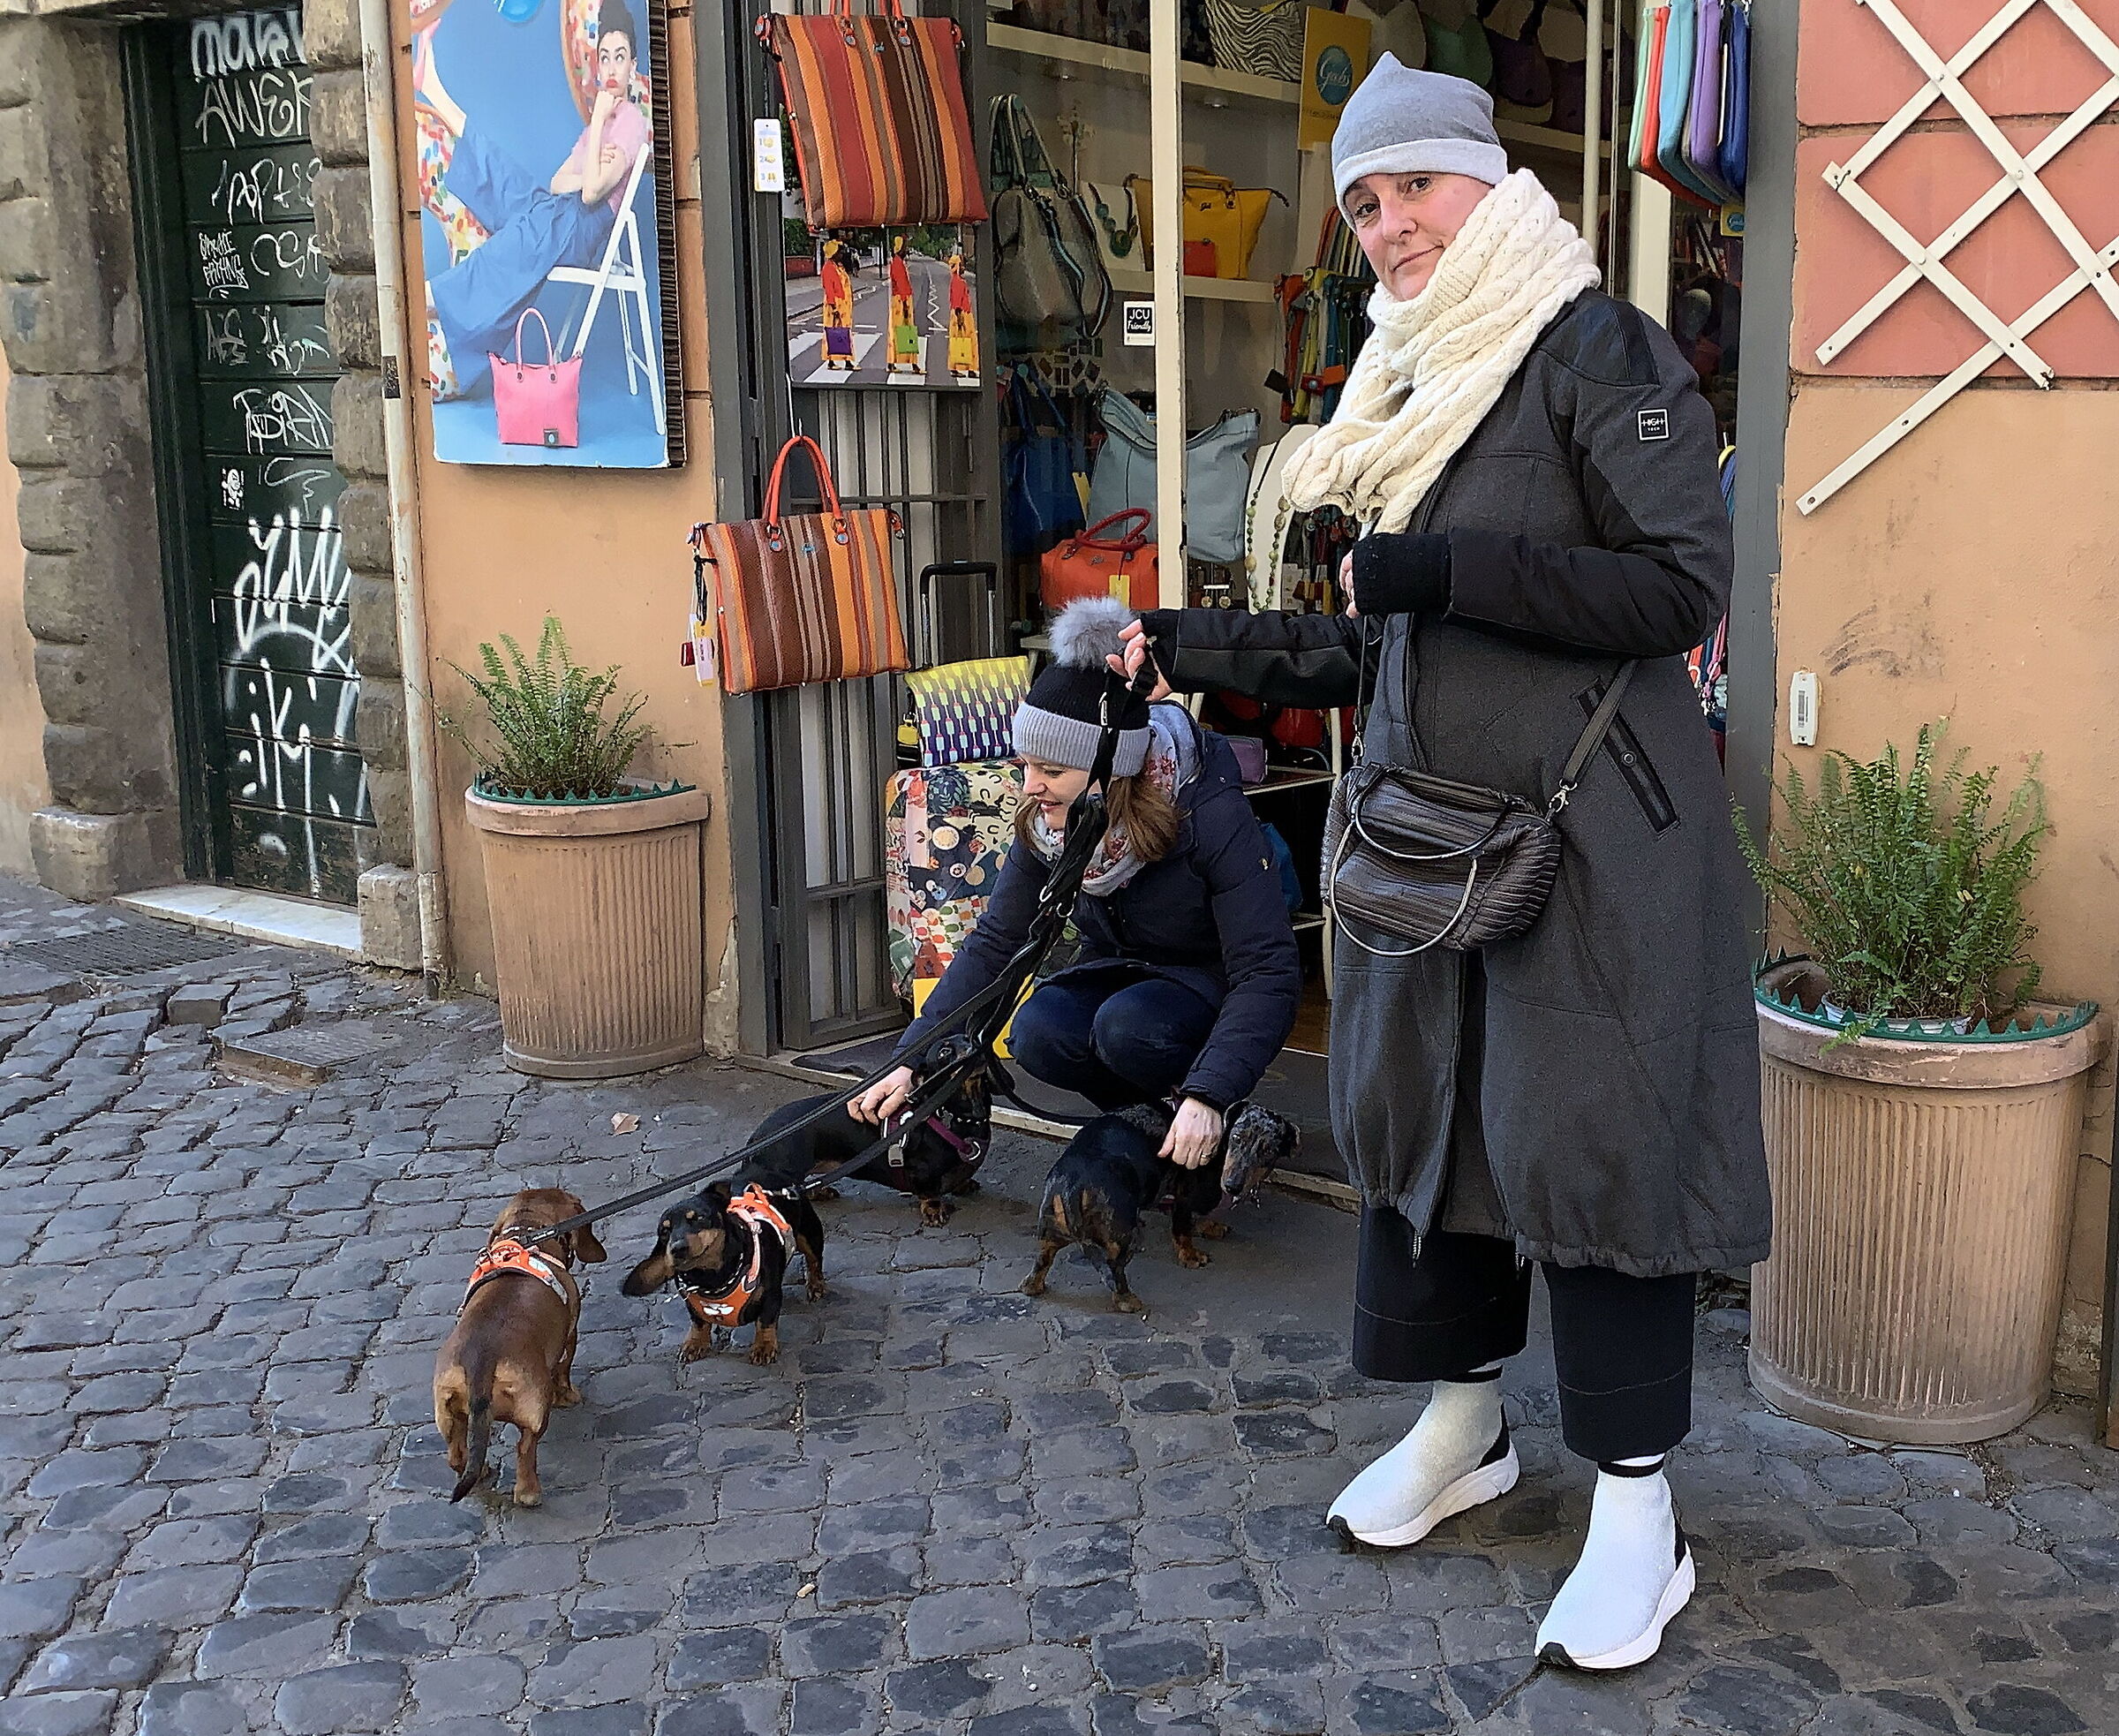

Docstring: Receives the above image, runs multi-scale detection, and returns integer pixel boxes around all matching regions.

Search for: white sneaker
[1536,1468,1695,1670]
[1326,1417,1519,1549]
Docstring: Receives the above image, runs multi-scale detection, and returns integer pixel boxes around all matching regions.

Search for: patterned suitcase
[884,760,1022,1001]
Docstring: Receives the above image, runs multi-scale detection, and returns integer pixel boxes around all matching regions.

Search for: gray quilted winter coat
[1142,289,1771,1277]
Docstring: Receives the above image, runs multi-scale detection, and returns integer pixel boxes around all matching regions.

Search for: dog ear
[571,1225,608,1264]
[705,1181,732,1210]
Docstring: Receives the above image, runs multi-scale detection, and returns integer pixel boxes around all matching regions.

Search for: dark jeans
[1008,971,1218,1112]
[1353,1211,1697,1462]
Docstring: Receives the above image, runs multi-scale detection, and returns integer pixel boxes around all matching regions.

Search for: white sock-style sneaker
[1536,1458,1694,1671]
[1326,1368,1519,1549]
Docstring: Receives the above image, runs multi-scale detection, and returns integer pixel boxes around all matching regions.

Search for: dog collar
[884,1109,986,1171]
[464,1237,574,1308]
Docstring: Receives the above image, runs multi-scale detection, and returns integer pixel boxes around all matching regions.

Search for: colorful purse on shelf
[1040,509,1160,611]
[907,656,1034,767]
[760,0,986,230]
[690,435,911,695]
[1135,169,1287,280]
[490,309,581,449]
[1482,0,1554,116]
[1201,0,1306,82]
[1421,0,1494,86]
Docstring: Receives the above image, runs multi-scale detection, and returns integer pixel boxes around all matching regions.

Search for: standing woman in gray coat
[1114,58,1769,1672]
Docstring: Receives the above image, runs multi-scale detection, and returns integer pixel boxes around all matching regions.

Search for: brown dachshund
[434,1188,606,1506]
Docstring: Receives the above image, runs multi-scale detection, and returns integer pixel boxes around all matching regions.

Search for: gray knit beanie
[1013,599,1151,778]
[1332,54,1507,215]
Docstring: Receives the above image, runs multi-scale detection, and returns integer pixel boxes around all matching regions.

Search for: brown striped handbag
[760,0,987,230]
[690,437,911,695]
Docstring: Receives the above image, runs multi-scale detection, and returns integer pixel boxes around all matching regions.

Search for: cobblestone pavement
[3,877,2119,1736]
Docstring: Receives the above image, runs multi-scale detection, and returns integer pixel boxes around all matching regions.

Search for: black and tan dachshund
[1021,1099,1299,1312]
[620,1180,826,1367]
[747,1045,994,1227]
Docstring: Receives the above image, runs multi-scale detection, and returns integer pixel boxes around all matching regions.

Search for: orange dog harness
[679,1186,796,1326]
[464,1238,574,1308]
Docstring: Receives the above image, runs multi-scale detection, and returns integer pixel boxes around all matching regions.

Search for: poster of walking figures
[411,0,679,466]
[785,224,983,391]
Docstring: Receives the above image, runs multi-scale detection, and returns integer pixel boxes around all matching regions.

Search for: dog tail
[450,1351,496,1503]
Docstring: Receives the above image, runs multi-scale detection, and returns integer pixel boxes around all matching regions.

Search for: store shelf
[1291,912,1328,933]
[1244,766,1338,794]
[988,23,1301,109]
[1498,118,1615,160]
[1108,266,1278,306]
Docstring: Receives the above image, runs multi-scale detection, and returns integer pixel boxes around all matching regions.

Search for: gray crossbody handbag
[1323,627,1637,957]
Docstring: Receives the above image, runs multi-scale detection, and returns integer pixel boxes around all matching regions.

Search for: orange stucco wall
[395,4,741,1044]
[1784,0,2119,1388]
[0,344,51,878]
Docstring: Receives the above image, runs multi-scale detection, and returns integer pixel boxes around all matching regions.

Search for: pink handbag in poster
[490,309,582,449]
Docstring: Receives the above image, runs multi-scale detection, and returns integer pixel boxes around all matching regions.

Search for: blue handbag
[1718,0,1749,197]
[1002,373,1088,556]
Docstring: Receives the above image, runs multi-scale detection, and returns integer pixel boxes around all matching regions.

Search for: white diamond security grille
[1798,0,2119,513]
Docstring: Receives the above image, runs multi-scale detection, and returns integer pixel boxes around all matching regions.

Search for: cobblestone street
[2,878,2117,1736]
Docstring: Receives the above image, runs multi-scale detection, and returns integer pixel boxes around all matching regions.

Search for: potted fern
[1741,725,2100,1445]
[449,617,711,1079]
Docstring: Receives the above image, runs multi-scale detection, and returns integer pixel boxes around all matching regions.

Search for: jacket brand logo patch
[1637,409,1670,442]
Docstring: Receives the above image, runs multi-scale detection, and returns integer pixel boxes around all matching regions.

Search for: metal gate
[709,0,1003,1053]
[126,11,373,906]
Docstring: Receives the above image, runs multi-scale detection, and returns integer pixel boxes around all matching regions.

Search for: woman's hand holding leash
[1109,621,1173,702]
[1162,1098,1224,1169]
[849,1066,916,1125]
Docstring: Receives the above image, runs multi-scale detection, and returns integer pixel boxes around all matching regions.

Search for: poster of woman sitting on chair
[412,0,675,467]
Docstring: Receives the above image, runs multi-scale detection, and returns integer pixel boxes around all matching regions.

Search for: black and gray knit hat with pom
[1013,598,1152,778]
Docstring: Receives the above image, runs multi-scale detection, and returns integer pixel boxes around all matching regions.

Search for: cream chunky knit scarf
[1284,170,1601,533]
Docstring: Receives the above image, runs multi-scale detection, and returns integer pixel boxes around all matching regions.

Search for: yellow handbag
[1129,169,1287,279]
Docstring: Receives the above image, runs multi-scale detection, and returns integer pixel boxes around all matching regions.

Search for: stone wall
[0,11,184,901]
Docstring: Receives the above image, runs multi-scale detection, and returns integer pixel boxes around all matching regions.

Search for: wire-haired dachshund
[1021,1100,1298,1312]
[620,1178,826,1367]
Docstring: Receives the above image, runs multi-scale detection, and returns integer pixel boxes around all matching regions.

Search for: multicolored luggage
[884,760,1022,1000]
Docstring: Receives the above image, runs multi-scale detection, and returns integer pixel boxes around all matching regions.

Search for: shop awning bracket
[1799,0,2119,514]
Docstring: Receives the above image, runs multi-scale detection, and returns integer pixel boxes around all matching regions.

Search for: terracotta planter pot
[1751,962,2103,1445]
[465,782,712,1080]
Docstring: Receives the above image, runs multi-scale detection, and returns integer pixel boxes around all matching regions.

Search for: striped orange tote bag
[690,437,911,696]
[760,0,987,230]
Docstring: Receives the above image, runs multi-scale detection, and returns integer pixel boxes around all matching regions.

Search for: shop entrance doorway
[126,14,373,905]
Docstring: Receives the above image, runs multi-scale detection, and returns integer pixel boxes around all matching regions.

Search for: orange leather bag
[1038,509,1159,611]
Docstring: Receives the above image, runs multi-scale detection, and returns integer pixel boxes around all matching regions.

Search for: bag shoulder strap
[1551,662,1638,811]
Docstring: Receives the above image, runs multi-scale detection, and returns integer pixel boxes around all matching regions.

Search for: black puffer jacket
[1142,290,1770,1277]
[896,711,1301,1111]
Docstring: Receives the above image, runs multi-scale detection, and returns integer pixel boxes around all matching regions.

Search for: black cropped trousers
[1353,1210,1697,1463]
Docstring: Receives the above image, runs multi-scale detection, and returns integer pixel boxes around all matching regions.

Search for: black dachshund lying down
[1022,1100,1299,1312]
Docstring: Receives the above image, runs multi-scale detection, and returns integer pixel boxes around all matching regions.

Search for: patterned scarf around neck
[1283,170,1601,532]
[1028,706,1197,897]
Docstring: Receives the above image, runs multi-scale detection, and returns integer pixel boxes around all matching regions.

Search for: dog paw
[512,1486,543,1507]
[1177,1247,1211,1269]
[679,1332,717,1364]
[747,1343,780,1366]
[918,1198,955,1227]
[1197,1219,1232,1241]
[805,1279,829,1302]
[810,1185,841,1202]
[1115,1292,1148,1314]
[1020,1274,1047,1297]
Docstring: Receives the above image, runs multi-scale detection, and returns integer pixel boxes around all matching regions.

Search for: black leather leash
[523,666,1150,1246]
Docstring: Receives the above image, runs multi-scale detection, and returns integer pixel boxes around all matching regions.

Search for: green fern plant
[1737,723,2047,1030]
[442,615,649,801]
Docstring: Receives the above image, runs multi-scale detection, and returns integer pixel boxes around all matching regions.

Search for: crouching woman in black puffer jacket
[851,598,1301,1173]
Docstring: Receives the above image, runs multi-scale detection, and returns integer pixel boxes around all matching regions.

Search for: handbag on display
[761,0,986,230]
[1323,638,1640,955]
[1135,169,1287,280]
[1482,0,1554,115]
[1011,0,1115,43]
[690,435,911,695]
[991,94,1112,349]
[1201,0,1307,82]
[1085,389,1260,565]
[489,309,581,449]
[1241,423,1318,610]
[1374,0,1430,68]
[1718,0,1749,196]
[1679,0,1740,204]
[1652,0,1726,207]
[1039,509,1160,611]
[1002,372,1089,555]
[1421,0,1494,87]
